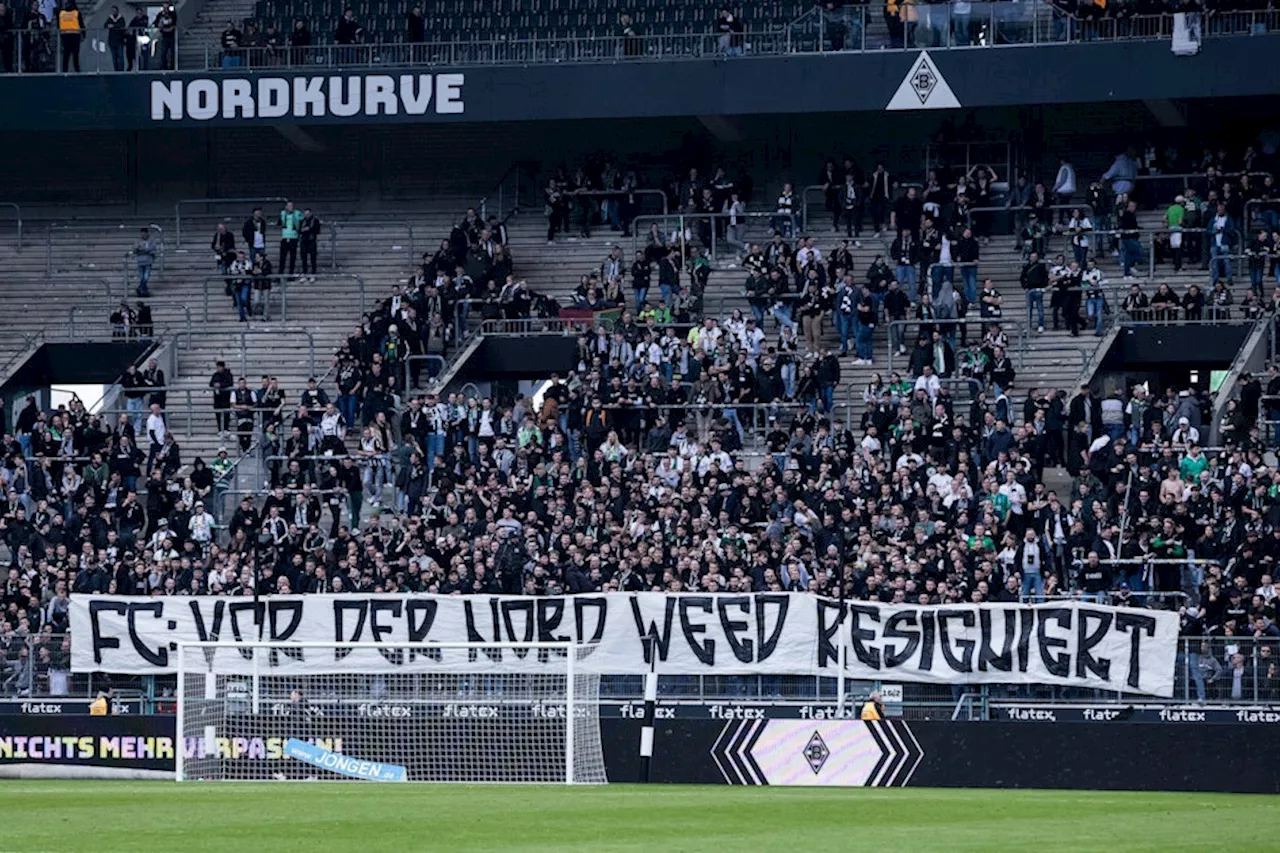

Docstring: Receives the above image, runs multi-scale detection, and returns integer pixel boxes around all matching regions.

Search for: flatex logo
[1005,707,1057,722]
[1236,709,1280,723]
[1081,708,1122,721]
[357,703,413,718]
[707,704,765,720]
[1159,708,1206,723]
[20,702,64,714]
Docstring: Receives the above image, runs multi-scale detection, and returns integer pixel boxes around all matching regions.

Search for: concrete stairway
[0,197,1256,479]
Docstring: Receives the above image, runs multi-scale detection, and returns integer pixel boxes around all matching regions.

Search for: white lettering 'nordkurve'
[150,74,465,121]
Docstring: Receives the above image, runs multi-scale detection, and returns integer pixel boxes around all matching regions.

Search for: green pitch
[0,782,1276,852]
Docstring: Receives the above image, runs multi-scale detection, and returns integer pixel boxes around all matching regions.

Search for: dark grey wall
[1,34,1279,133]
[1101,326,1249,369]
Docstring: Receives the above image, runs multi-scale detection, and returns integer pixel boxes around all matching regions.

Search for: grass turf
[0,782,1276,852]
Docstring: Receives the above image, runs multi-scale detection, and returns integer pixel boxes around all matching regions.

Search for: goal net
[175,641,608,784]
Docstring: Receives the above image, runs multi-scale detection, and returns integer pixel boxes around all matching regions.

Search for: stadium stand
[2,142,1278,684]
[0,117,1275,718]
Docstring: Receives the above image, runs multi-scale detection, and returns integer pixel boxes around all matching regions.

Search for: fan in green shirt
[279,204,303,240]
[1179,449,1208,483]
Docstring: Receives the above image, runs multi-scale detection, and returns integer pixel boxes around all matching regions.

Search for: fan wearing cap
[380,323,405,369]
[189,500,215,554]
[1172,416,1200,447]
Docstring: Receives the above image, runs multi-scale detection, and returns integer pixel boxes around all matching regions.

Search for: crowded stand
[5,144,1280,703]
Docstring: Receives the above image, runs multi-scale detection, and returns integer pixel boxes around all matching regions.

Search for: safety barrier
[174,196,288,248]
[201,272,367,322]
[0,202,21,251]
[631,212,800,269]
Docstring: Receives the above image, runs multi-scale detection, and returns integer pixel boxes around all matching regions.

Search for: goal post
[174,641,607,784]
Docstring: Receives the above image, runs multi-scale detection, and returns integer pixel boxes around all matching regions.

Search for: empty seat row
[249,0,808,39]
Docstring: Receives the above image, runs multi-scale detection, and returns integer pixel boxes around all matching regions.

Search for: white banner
[70,594,1179,696]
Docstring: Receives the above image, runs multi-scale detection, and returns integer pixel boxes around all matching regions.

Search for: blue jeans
[234,282,251,321]
[835,312,853,352]
[960,267,978,304]
[723,408,744,441]
[771,304,796,330]
[819,385,834,413]
[125,396,144,432]
[750,303,767,326]
[1121,237,1141,276]
[896,264,917,302]
[1027,290,1045,329]
[1086,294,1105,335]
[634,287,648,309]
[855,320,874,360]
[338,393,358,429]
[455,300,470,340]
[781,363,796,398]
[137,263,152,295]
[1021,570,1045,603]
[1210,244,1232,284]
[426,433,445,471]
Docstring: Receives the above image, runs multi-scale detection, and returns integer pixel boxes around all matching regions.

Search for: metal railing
[601,400,831,457]
[9,632,1279,709]
[402,354,446,395]
[1244,197,1280,234]
[174,197,288,248]
[887,317,1027,375]
[201,272,367,322]
[68,301,193,342]
[1122,170,1273,206]
[478,317,604,336]
[45,222,163,281]
[475,161,538,223]
[172,327,316,378]
[0,25,177,76]
[97,388,209,439]
[631,212,800,268]
[332,219,415,261]
[965,202,1094,240]
[0,202,21,251]
[1,6,1277,78]
[800,183,897,239]
[565,188,670,218]
[201,28,794,70]
[790,0,1068,52]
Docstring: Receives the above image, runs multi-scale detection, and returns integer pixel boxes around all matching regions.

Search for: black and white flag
[70,594,1178,696]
